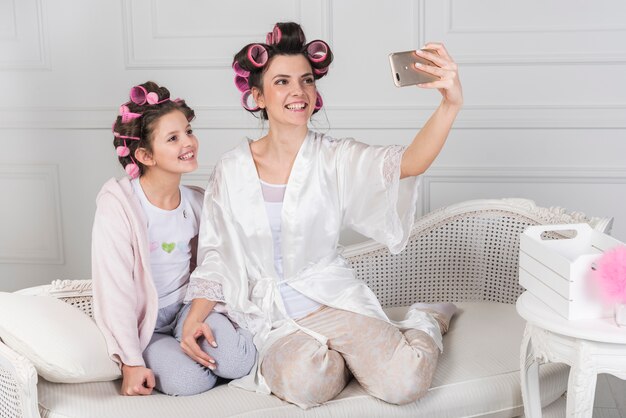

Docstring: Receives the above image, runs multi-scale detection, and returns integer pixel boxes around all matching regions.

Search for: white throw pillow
[0,292,121,383]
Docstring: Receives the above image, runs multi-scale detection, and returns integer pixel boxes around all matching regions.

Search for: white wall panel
[0,165,63,264]
[123,0,330,68]
[428,0,626,64]
[0,0,48,69]
[422,167,626,226]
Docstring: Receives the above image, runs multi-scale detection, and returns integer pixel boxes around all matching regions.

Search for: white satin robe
[186,130,441,393]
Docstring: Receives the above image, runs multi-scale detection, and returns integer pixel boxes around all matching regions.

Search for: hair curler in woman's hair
[305,40,329,63]
[232,62,250,78]
[315,92,324,111]
[266,24,282,45]
[246,44,269,68]
[241,90,259,111]
[313,66,328,76]
[235,75,249,93]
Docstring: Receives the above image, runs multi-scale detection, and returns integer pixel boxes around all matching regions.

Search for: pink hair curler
[113,131,141,141]
[116,139,130,157]
[272,25,282,44]
[130,85,169,105]
[247,44,269,68]
[119,104,130,114]
[121,112,142,123]
[313,66,328,76]
[306,40,329,63]
[130,85,149,104]
[232,61,250,78]
[265,24,282,45]
[235,75,249,92]
[315,92,323,110]
[125,162,140,179]
[241,90,259,111]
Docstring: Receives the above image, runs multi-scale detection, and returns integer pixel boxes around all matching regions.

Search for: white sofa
[0,198,612,418]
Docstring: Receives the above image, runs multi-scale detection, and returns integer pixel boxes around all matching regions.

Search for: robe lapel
[281,131,315,279]
[226,139,276,277]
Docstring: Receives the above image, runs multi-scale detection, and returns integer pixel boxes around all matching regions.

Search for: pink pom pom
[594,245,626,303]
[116,146,130,157]
[125,163,140,179]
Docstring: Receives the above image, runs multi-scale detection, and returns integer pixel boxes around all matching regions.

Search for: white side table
[516,291,626,417]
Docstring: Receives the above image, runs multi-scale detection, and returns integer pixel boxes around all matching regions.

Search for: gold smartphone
[388,50,438,87]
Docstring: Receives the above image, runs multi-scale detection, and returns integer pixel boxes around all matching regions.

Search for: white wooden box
[519,223,623,320]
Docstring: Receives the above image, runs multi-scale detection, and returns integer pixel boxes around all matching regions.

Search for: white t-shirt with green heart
[132,178,202,309]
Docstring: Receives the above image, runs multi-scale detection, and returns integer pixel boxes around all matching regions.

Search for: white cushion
[36,302,568,417]
[0,292,121,383]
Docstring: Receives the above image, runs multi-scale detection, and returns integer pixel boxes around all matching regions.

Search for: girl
[92,82,256,397]
[181,22,462,408]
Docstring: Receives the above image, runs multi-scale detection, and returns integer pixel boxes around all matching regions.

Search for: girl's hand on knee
[121,365,155,396]
[181,319,217,370]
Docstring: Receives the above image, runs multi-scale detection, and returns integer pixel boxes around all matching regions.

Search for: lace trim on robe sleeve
[186,279,225,302]
[383,145,406,186]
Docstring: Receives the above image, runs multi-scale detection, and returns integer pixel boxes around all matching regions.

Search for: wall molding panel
[0,164,64,264]
[420,166,626,215]
[424,0,626,64]
[122,0,332,69]
[0,0,49,70]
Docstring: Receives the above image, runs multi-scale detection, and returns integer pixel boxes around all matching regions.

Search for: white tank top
[260,179,321,319]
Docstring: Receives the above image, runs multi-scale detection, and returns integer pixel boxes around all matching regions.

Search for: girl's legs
[174,303,257,380]
[144,302,256,396]
[143,302,216,396]
[261,330,351,409]
[143,332,217,396]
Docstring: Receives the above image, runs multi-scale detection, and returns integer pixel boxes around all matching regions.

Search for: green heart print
[161,242,176,253]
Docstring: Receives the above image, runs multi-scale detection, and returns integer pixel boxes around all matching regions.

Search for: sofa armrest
[0,341,39,418]
[343,198,612,308]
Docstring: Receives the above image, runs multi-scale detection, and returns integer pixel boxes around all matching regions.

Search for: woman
[181,22,462,408]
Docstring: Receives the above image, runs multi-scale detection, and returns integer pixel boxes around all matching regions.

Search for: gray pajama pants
[143,301,256,396]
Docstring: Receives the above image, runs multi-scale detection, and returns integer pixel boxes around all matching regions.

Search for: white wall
[1,0,625,292]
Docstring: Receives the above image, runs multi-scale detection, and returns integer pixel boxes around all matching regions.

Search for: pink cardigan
[91,177,203,367]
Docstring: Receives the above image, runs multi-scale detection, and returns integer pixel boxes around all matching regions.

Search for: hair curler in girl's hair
[125,158,140,179]
[246,44,269,68]
[130,85,169,105]
[116,139,131,157]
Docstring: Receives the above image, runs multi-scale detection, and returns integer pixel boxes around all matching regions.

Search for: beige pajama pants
[261,305,440,409]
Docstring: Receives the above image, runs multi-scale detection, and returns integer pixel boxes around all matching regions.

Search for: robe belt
[250,253,341,346]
